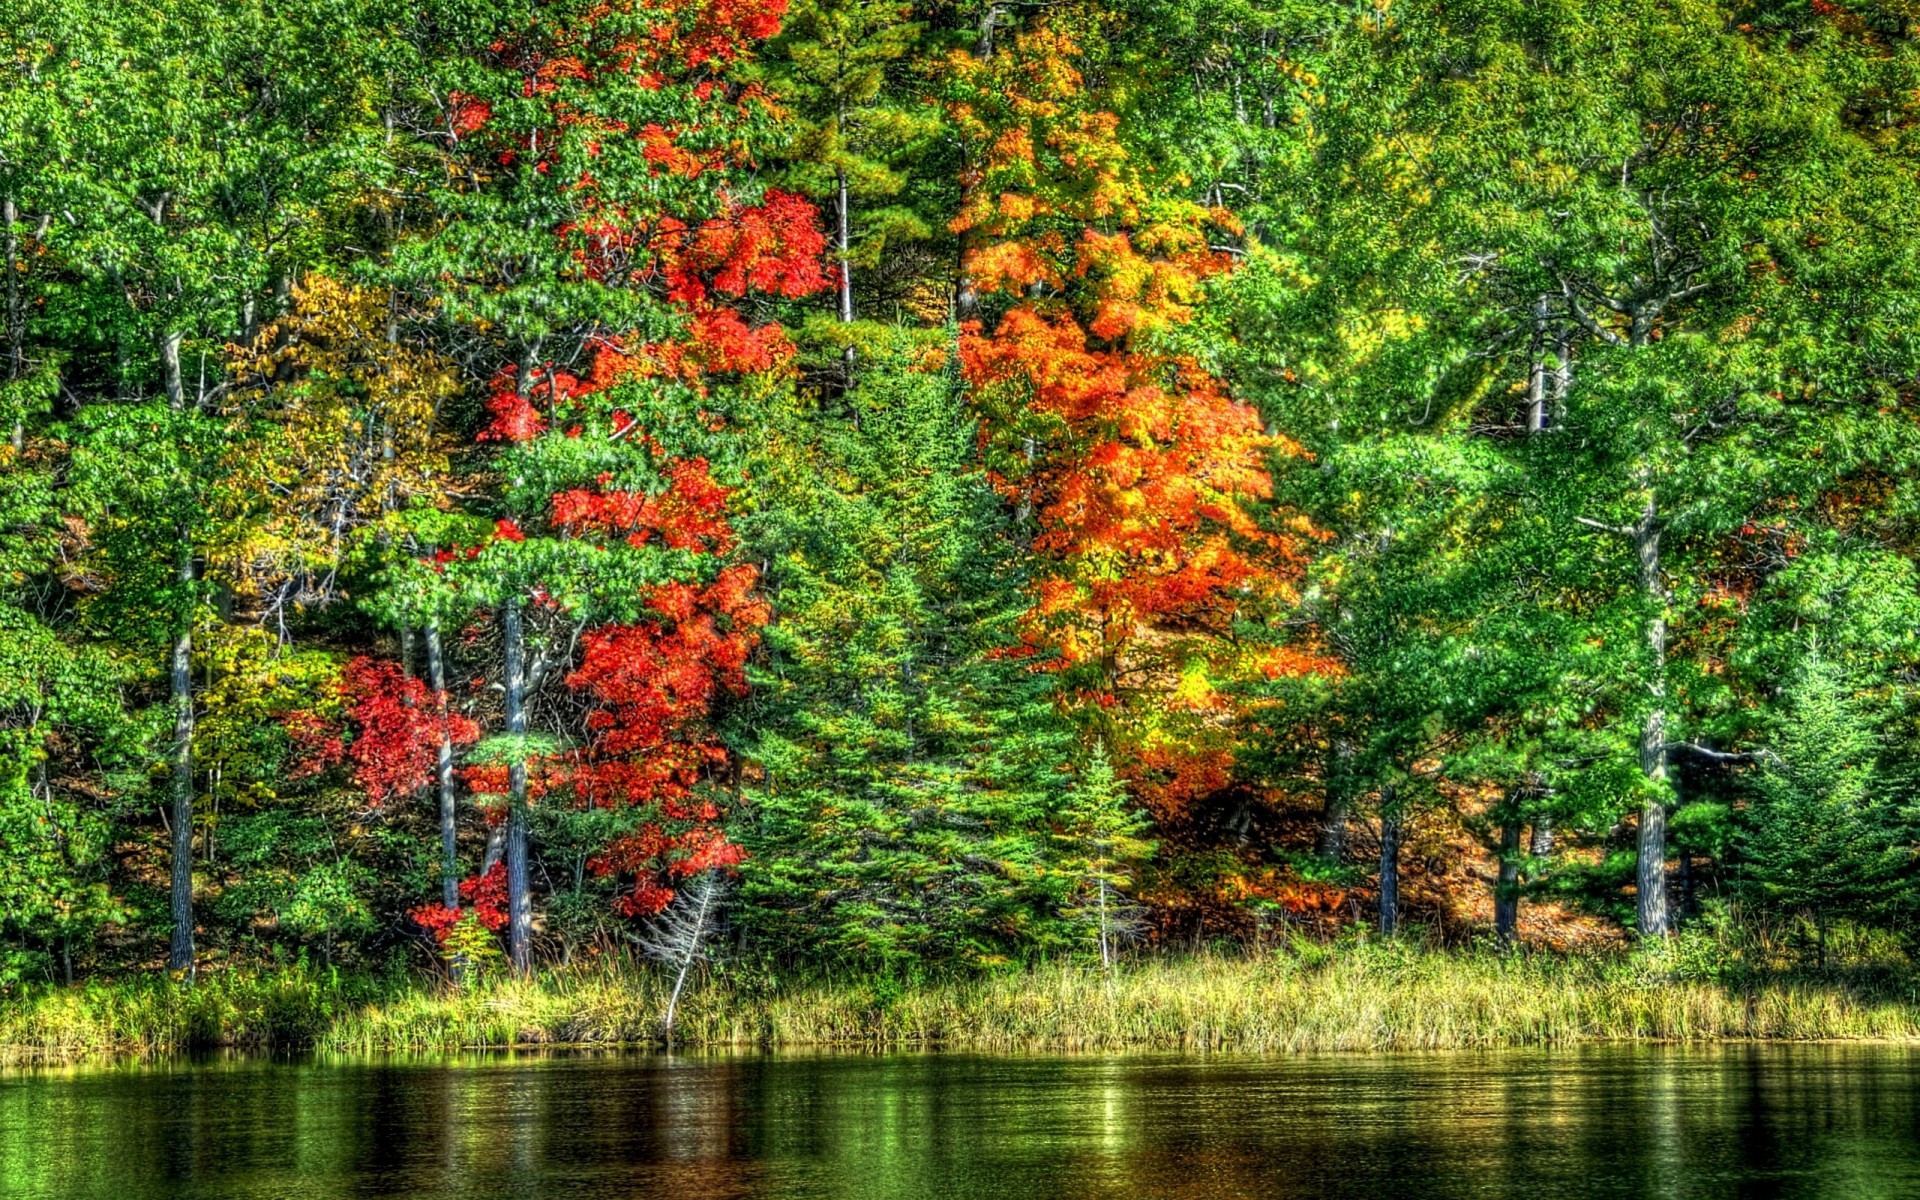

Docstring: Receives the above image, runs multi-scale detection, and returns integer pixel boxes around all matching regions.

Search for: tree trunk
[1318,738,1353,863]
[426,623,460,911]
[837,166,856,375]
[1528,816,1555,858]
[160,330,185,411]
[168,536,196,975]
[480,822,507,877]
[1526,294,1550,433]
[1494,801,1522,945]
[502,597,533,973]
[1096,876,1112,972]
[1378,789,1402,936]
[3,194,21,390]
[1549,327,1574,427]
[1633,496,1672,938]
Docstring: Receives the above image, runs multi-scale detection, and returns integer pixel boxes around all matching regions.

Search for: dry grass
[9,944,1920,1066]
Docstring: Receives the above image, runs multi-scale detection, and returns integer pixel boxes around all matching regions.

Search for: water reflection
[2,1045,1917,1199]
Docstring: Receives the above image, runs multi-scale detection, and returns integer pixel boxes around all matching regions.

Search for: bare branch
[1575,515,1633,536]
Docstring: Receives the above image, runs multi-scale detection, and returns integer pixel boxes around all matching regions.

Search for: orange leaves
[657,190,829,303]
[960,309,1300,639]
[951,21,1320,677]
[949,18,1330,834]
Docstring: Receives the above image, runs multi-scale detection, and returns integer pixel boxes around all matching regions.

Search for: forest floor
[6,943,1920,1066]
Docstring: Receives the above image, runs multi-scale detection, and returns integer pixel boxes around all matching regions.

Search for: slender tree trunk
[1097,875,1112,972]
[1550,327,1573,427]
[974,3,1003,57]
[837,165,856,375]
[1633,495,1672,938]
[835,166,854,309]
[480,823,507,877]
[160,330,185,411]
[1526,294,1550,433]
[1378,788,1402,936]
[1494,796,1522,945]
[502,597,533,973]
[662,879,719,1043]
[168,537,195,975]
[1318,737,1353,863]
[4,194,23,451]
[426,623,460,911]
[1528,816,1555,858]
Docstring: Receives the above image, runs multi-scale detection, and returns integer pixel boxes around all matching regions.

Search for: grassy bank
[7,945,1920,1065]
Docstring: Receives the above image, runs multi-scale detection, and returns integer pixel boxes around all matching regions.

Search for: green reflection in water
[2,1045,1917,1199]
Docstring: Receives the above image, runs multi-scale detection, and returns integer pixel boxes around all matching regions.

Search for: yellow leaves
[220,275,462,592]
[1336,306,1425,365]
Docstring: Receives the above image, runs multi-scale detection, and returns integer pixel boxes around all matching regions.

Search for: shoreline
[7,948,1920,1067]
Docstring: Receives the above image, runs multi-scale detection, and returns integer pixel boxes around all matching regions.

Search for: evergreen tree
[737,336,1076,967]
[1051,741,1152,970]
[1737,655,1913,962]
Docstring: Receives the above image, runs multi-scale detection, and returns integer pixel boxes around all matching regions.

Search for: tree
[948,17,1329,864]
[759,0,940,363]
[1051,741,1152,969]
[382,0,828,972]
[736,335,1077,967]
[635,869,730,1040]
[1737,655,1914,963]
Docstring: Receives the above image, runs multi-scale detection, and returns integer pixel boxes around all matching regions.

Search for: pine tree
[1737,655,1912,964]
[736,335,1075,967]
[1051,741,1152,970]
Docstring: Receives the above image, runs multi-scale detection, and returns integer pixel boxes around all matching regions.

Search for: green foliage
[4,0,1920,1001]
[1736,656,1915,939]
[1050,742,1154,967]
[735,337,1076,967]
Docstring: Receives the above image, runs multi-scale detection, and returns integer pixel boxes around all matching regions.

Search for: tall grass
[0,960,383,1065]
[10,942,1920,1065]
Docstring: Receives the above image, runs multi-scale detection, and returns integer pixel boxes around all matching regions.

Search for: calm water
[3,1046,1918,1199]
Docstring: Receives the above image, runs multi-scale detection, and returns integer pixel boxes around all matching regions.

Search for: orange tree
[947,19,1332,930]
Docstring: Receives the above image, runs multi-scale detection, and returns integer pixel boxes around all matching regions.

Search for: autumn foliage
[423,0,822,935]
[949,25,1329,818]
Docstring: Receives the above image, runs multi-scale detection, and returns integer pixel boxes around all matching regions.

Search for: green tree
[1051,741,1152,970]
[737,337,1075,967]
[1737,654,1914,963]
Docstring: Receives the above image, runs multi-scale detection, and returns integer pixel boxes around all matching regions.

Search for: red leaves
[563,565,767,913]
[550,458,738,553]
[648,191,828,377]
[659,191,829,304]
[566,566,767,794]
[408,862,512,942]
[336,658,480,806]
[447,91,492,138]
[686,307,797,375]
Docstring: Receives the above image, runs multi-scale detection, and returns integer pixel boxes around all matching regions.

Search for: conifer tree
[1737,655,1913,963]
[1051,741,1152,970]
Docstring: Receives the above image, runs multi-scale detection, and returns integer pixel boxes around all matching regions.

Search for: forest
[2,0,1919,1035]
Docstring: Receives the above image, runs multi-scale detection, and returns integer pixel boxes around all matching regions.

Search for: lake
[3,1046,1917,1198]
